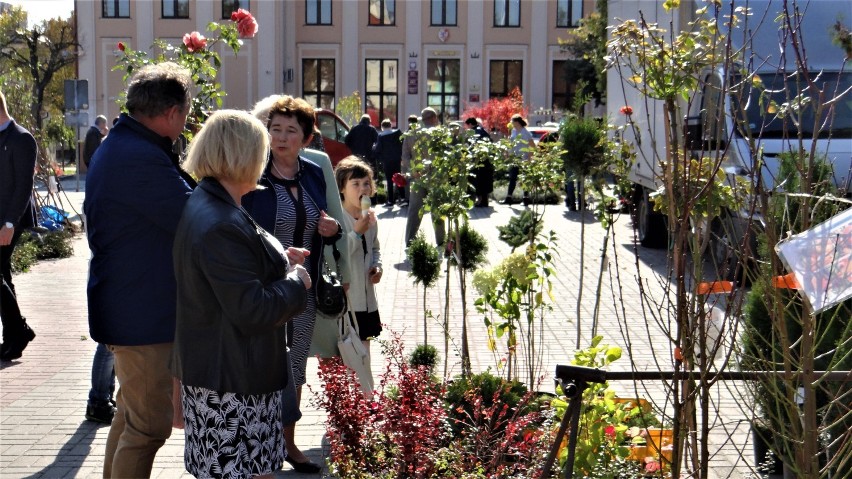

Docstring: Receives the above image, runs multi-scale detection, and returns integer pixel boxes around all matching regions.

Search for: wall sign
[408,70,418,94]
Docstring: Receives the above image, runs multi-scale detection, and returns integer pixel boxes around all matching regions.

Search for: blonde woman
[172,110,311,479]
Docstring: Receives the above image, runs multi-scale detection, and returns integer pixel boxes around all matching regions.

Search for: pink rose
[231,9,258,38]
[644,458,661,473]
[619,105,634,116]
[182,31,207,52]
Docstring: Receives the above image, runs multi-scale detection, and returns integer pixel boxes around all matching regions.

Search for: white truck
[608,0,851,278]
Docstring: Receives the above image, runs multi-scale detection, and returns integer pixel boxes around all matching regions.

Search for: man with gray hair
[84,62,195,478]
[402,107,445,247]
[83,115,108,167]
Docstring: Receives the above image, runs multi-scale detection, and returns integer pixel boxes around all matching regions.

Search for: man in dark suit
[345,114,378,165]
[83,115,108,167]
[0,89,38,362]
[372,119,403,206]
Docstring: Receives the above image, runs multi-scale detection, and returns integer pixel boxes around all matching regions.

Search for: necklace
[271,159,301,189]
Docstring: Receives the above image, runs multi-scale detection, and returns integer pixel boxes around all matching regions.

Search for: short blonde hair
[335,155,376,197]
[183,110,270,184]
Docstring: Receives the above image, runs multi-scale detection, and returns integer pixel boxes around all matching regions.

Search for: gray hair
[126,62,192,118]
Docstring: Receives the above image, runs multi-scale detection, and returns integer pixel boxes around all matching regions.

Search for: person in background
[85,343,116,423]
[82,113,117,424]
[402,107,445,247]
[172,109,311,479]
[335,156,383,354]
[345,114,379,195]
[243,95,341,474]
[83,115,108,168]
[372,119,403,207]
[0,89,38,362]
[84,62,195,478]
[345,114,379,164]
[463,117,494,208]
[501,113,535,206]
[307,125,325,152]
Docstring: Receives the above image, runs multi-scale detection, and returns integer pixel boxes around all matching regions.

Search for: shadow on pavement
[23,420,104,479]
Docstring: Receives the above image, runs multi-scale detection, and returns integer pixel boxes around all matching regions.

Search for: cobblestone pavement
[0,176,757,478]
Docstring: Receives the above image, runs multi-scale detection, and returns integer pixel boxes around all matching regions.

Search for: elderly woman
[171,110,311,479]
[243,95,341,473]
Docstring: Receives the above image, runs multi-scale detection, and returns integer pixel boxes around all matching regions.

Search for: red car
[314,109,352,166]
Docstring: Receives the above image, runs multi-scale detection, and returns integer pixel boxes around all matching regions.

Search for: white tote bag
[337,310,374,399]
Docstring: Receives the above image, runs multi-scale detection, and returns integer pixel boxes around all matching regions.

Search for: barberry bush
[314,332,555,477]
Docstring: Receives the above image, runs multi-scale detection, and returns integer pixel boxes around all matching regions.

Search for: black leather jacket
[171,178,307,395]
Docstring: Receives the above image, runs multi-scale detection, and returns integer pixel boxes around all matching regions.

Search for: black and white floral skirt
[182,384,285,478]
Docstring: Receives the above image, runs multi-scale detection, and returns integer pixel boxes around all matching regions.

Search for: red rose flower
[117,42,125,52]
[392,172,407,188]
[605,425,616,439]
[231,9,258,38]
[182,31,207,53]
[620,105,634,116]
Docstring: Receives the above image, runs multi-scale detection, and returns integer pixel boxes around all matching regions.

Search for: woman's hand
[317,211,339,238]
[286,247,310,266]
[368,266,382,284]
[289,263,312,290]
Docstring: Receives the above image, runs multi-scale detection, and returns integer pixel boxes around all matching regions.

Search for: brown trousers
[104,343,174,478]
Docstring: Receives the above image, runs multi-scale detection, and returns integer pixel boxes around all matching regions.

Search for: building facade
[77,0,593,127]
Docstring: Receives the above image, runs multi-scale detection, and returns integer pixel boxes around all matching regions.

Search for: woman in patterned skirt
[243,96,342,473]
[172,110,312,478]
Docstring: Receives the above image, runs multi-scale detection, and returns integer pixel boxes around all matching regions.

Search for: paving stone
[0,176,758,478]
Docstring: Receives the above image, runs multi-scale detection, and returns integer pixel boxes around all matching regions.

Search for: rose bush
[114,9,257,137]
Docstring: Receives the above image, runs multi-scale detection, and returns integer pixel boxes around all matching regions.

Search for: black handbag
[316,243,346,317]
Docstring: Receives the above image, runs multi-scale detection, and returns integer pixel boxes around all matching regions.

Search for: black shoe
[285,456,322,473]
[398,200,409,207]
[499,197,514,205]
[522,196,531,206]
[0,326,35,361]
[85,403,116,424]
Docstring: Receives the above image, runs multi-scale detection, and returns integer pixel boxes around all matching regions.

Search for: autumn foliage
[462,87,528,136]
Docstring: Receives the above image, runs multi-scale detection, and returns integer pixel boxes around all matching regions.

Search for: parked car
[528,125,559,145]
[314,108,352,166]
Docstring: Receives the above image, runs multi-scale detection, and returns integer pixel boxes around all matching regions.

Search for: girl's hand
[368,266,382,284]
[353,210,372,236]
[317,211,339,238]
[286,247,310,266]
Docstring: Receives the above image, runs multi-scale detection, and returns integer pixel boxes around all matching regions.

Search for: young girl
[335,156,383,351]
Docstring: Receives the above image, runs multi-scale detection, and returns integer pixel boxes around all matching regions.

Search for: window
[162,0,189,19]
[368,0,395,26]
[103,0,130,18]
[306,0,332,25]
[431,0,456,26]
[302,59,336,110]
[552,60,575,110]
[365,59,398,125]
[494,0,520,27]
[426,59,460,122]
[490,60,522,98]
[222,0,249,19]
[556,0,582,28]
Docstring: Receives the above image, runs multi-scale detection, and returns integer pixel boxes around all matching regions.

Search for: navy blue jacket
[242,157,332,285]
[0,120,37,229]
[84,114,194,346]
